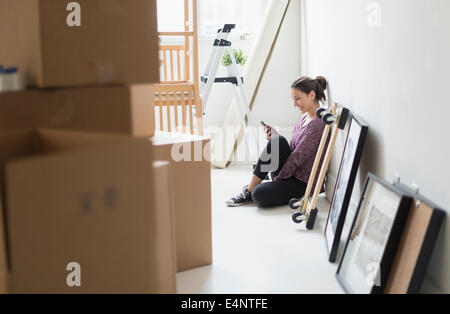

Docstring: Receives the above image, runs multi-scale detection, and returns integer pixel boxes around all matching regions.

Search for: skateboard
[289,103,350,230]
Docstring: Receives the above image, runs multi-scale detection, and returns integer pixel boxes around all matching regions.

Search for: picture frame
[384,183,445,294]
[336,173,413,294]
[325,115,368,263]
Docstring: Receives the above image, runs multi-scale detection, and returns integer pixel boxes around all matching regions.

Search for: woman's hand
[265,125,278,140]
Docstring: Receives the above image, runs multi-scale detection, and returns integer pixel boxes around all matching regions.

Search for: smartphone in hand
[261,121,272,140]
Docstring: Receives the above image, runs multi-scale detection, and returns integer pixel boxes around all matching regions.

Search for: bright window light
[157,0,185,32]
[198,0,267,39]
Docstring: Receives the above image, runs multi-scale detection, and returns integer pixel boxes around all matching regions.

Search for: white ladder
[200,24,260,159]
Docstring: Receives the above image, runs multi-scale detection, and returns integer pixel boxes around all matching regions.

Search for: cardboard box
[0,0,159,87]
[0,129,162,293]
[153,161,177,293]
[152,131,212,272]
[0,85,155,137]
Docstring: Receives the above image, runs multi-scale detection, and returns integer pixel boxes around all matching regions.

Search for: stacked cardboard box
[0,0,214,293]
[0,1,177,293]
[0,0,159,87]
[0,0,159,136]
[152,131,213,272]
[0,129,213,292]
[0,85,155,137]
[0,129,178,293]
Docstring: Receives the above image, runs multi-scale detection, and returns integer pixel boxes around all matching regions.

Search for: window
[157,0,185,32]
[198,0,268,39]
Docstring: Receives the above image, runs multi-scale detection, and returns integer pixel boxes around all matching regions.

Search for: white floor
[176,165,345,294]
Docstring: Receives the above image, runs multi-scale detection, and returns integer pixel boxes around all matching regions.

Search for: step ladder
[200,24,260,160]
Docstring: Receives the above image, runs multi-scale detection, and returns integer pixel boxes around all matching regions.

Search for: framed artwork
[325,115,368,263]
[336,173,413,294]
[384,183,445,294]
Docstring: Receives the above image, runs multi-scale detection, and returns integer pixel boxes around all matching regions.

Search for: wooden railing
[160,45,188,83]
[154,83,196,134]
[154,0,202,135]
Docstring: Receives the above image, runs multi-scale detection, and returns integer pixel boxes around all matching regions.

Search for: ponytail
[291,76,327,102]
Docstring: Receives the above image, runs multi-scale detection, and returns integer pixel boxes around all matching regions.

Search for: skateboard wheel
[316,108,327,119]
[306,209,318,230]
[292,212,306,224]
[322,113,335,125]
[289,198,300,210]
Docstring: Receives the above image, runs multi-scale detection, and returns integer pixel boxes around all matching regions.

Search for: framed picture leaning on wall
[325,114,368,263]
[336,173,413,294]
[384,183,445,294]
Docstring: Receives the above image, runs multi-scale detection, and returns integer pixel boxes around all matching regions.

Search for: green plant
[221,48,248,67]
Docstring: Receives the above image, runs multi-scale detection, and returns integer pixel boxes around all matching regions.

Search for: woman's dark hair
[291,76,327,103]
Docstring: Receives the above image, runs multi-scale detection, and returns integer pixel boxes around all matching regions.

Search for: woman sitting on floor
[226,76,328,207]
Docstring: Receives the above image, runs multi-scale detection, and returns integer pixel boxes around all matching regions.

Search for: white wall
[303,0,450,293]
[250,0,302,128]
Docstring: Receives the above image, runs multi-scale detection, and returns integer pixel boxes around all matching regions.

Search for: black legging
[252,135,307,207]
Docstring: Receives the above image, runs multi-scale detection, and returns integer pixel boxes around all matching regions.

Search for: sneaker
[226,185,254,207]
